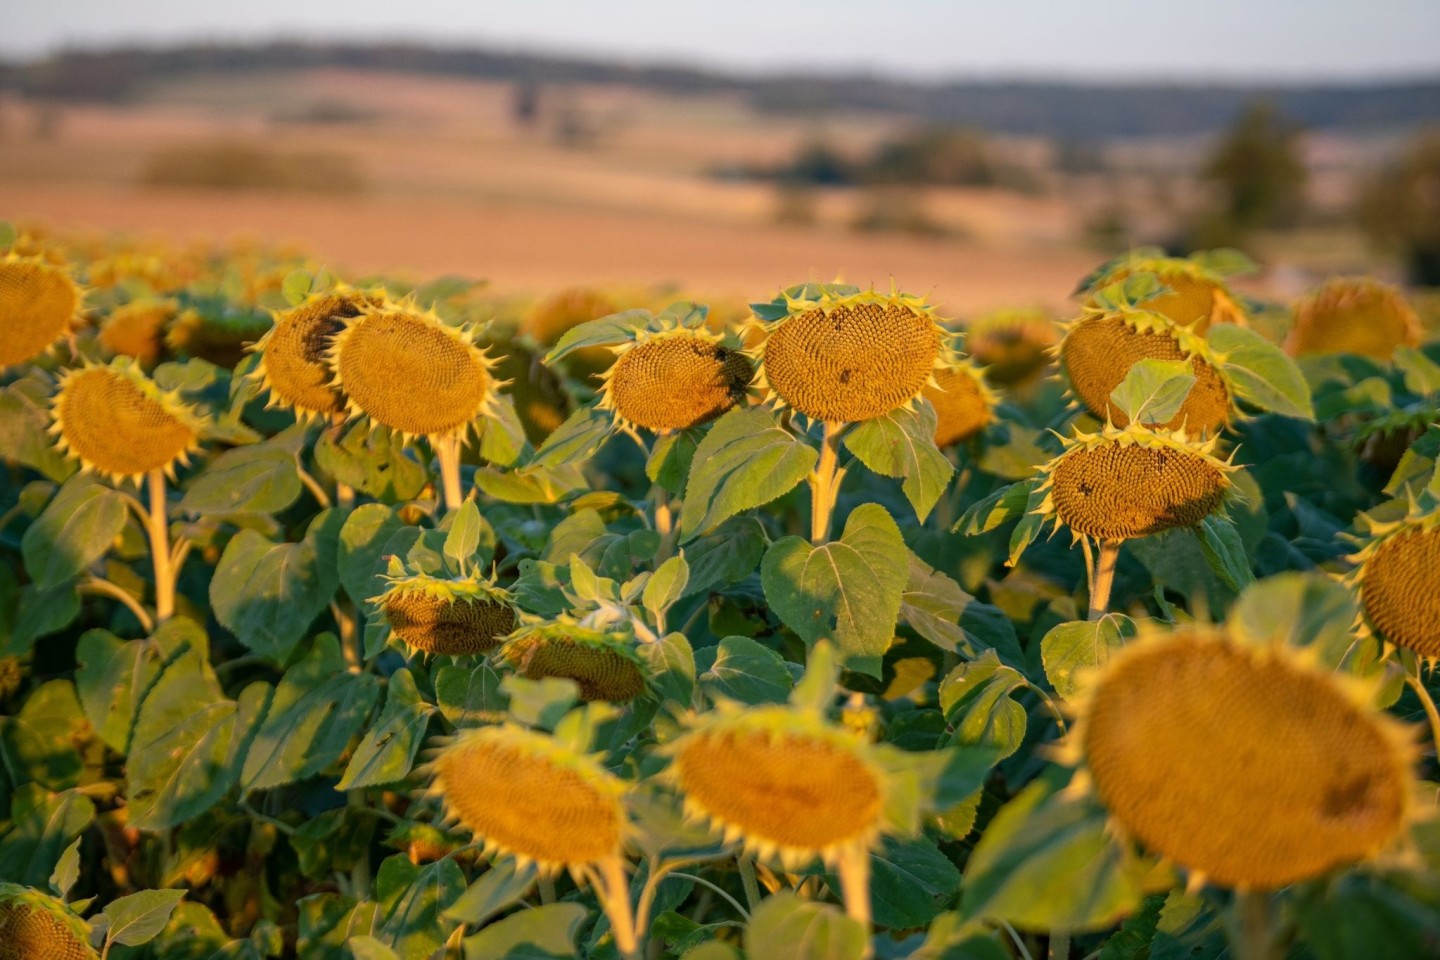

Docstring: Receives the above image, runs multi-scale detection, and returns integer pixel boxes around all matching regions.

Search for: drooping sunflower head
[372,569,517,658]
[961,307,1060,387]
[923,360,998,447]
[251,289,384,421]
[665,702,892,869]
[328,300,501,443]
[0,882,97,960]
[1284,277,1421,359]
[428,724,628,876]
[1059,304,1232,433]
[497,620,649,703]
[1079,250,1251,334]
[0,253,84,369]
[598,324,753,433]
[754,283,951,424]
[1070,625,1416,890]
[1347,498,1440,661]
[525,286,621,347]
[1033,422,1236,543]
[51,359,206,481]
[97,298,177,365]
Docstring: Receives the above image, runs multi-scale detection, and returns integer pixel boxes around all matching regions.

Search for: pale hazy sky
[6,0,1440,81]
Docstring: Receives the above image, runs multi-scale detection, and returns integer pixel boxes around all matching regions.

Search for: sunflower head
[598,324,753,433]
[51,359,207,481]
[753,283,951,424]
[251,289,383,421]
[98,299,177,365]
[164,305,273,369]
[372,567,517,658]
[1347,498,1440,660]
[525,286,621,346]
[923,360,998,447]
[0,882,97,960]
[1079,250,1251,333]
[1284,277,1421,359]
[328,300,501,443]
[428,723,628,876]
[498,620,649,702]
[1059,300,1232,434]
[1033,422,1236,543]
[1070,625,1417,889]
[961,307,1060,387]
[0,253,84,368]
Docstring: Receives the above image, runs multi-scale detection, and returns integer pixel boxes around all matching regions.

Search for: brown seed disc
[0,260,78,368]
[609,335,753,431]
[674,727,883,853]
[435,733,622,866]
[503,633,647,702]
[56,368,197,478]
[337,312,491,437]
[1050,440,1226,540]
[1084,632,1410,888]
[764,302,941,423]
[264,294,377,416]
[1360,526,1440,658]
[1061,316,1230,432]
[925,367,993,447]
[381,593,516,656]
[0,899,93,960]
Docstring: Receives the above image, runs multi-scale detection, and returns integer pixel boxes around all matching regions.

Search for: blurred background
[3,0,1439,315]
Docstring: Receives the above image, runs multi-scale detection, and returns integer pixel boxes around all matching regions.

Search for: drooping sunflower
[1078,249,1251,333]
[1067,626,1416,889]
[97,299,177,365]
[371,567,517,658]
[0,253,84,369]
[922,360,999,447]
[1284,277,1421,359]
[497,620,649,702]
[1346,498,1440,660]
[51,359,206,482]
[961,307,1060,388]
[250,289,384,421]
[0,883,97,960]
[754,284,952,424]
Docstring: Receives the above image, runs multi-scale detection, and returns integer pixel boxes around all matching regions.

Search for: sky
[6,0,1440,82]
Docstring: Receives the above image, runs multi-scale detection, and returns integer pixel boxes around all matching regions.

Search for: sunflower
[250,289,384,421]
[51,359,206,482]
[371,569,517,658]
[497,620,649,702]
[0,883,97,960]
[1284,277,1421,359]
[0,253,84,368]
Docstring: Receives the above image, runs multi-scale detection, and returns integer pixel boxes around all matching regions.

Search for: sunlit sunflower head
[497,620,649,703]
[372,568,517,658]
[1067,625,1417,890]
[1346,498,1440,661]
[923,359,999,447]
[1033,422,1236,543]
[51,359,206,482]
[598,323,753,433]
[428,724,628,877]
[0,253,84,369]
[962,307,1060,387]
[1284,277,1421,359]
[251,289,384,421]
[327,299,502,443]
[1079,250,1251,334]
[753,283,952,424]
[97,299,177,365]
[0,882,97,960]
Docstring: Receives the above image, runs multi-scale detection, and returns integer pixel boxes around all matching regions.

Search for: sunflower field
[1,218,1438,960]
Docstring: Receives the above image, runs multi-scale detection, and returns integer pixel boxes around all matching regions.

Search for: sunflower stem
[1050,932,1070,959]
[434,434,464,513]
[653,487,676,562]
[1088,539,1121,621]
[1404,671,1440,756]
[597,855,640,960]
[1234,890,1277,960]
[295,457,331,509]
[146,469,175,623]
[810,421,847,544]
[80,577,155,634]
[836,845,873,959]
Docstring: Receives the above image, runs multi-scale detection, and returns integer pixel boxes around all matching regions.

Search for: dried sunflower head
[0,253,84,369]
[498,620,648,702]
[1059,305,1232,434]
[0,882,96,960]
[1033,422,1236,543]
[754,284,951,424]
[1347,498,1440,660]
[1079,250,1250,334]
[961,307,1060,387]
[428,723,627,876]
[1070,626,1417,889]
[599,326,753,433]
[1285,277,1421,359]
[923,360,998,447]
[328,300,501,443]
[51,360,206,481]
[250,289,383,421]
[372,569,517,658]
[97,299,176,365]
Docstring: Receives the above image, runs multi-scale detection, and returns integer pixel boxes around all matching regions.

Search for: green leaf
[314,423,428,501]
[1195,515,1253,591]
[281,269,316,306]
[474,464,589,504]
[375,855,466,960]
[241,636,381,791]
[444,860,537,926]
[7,582,81,656]
[435,662,509,728]
[1209,324,1314,420]
[643,554,689,619]
[1108,358,1195,426]
[210,508,344,662]
[1294,876,1440,960]
[478,394,530,467]
[900,552,1023,664]
[337,504,407,606]
[337,669,434,790]
[1,679,87,789]
[647,428,700,494]
[700,636,793,705]
[1041,615,1137,700]
[50,836,82,897]
[501,676,579,731]
[938,650,1028,760]
[0,377,77,482]
[349,936,402,960]
[962,770,1147,933]
[761,504,908,677]
[463,901,588,958]
[444,500,485,566]
[1006,482,1050,567]
[102,888,187,946]
[680,517,767,598]
[0,785,94,886]
[745,891,866,960]
[21,475,129,590]
[952,481,1032,535]
[530,404,615,469]
[843,402,954,522]
[863,834,963,929]
[1229,572,1368,670]
[178,445,301,516]
[639,632,696,708]
[680,407,817,540]
[1394,346,1440,397]
[545,309,651,363]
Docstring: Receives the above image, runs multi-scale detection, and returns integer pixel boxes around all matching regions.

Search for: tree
[1200,101,1308,236]
[1362,130,1440,286]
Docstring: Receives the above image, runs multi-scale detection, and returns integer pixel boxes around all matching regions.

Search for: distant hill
[5,40,1438,140]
